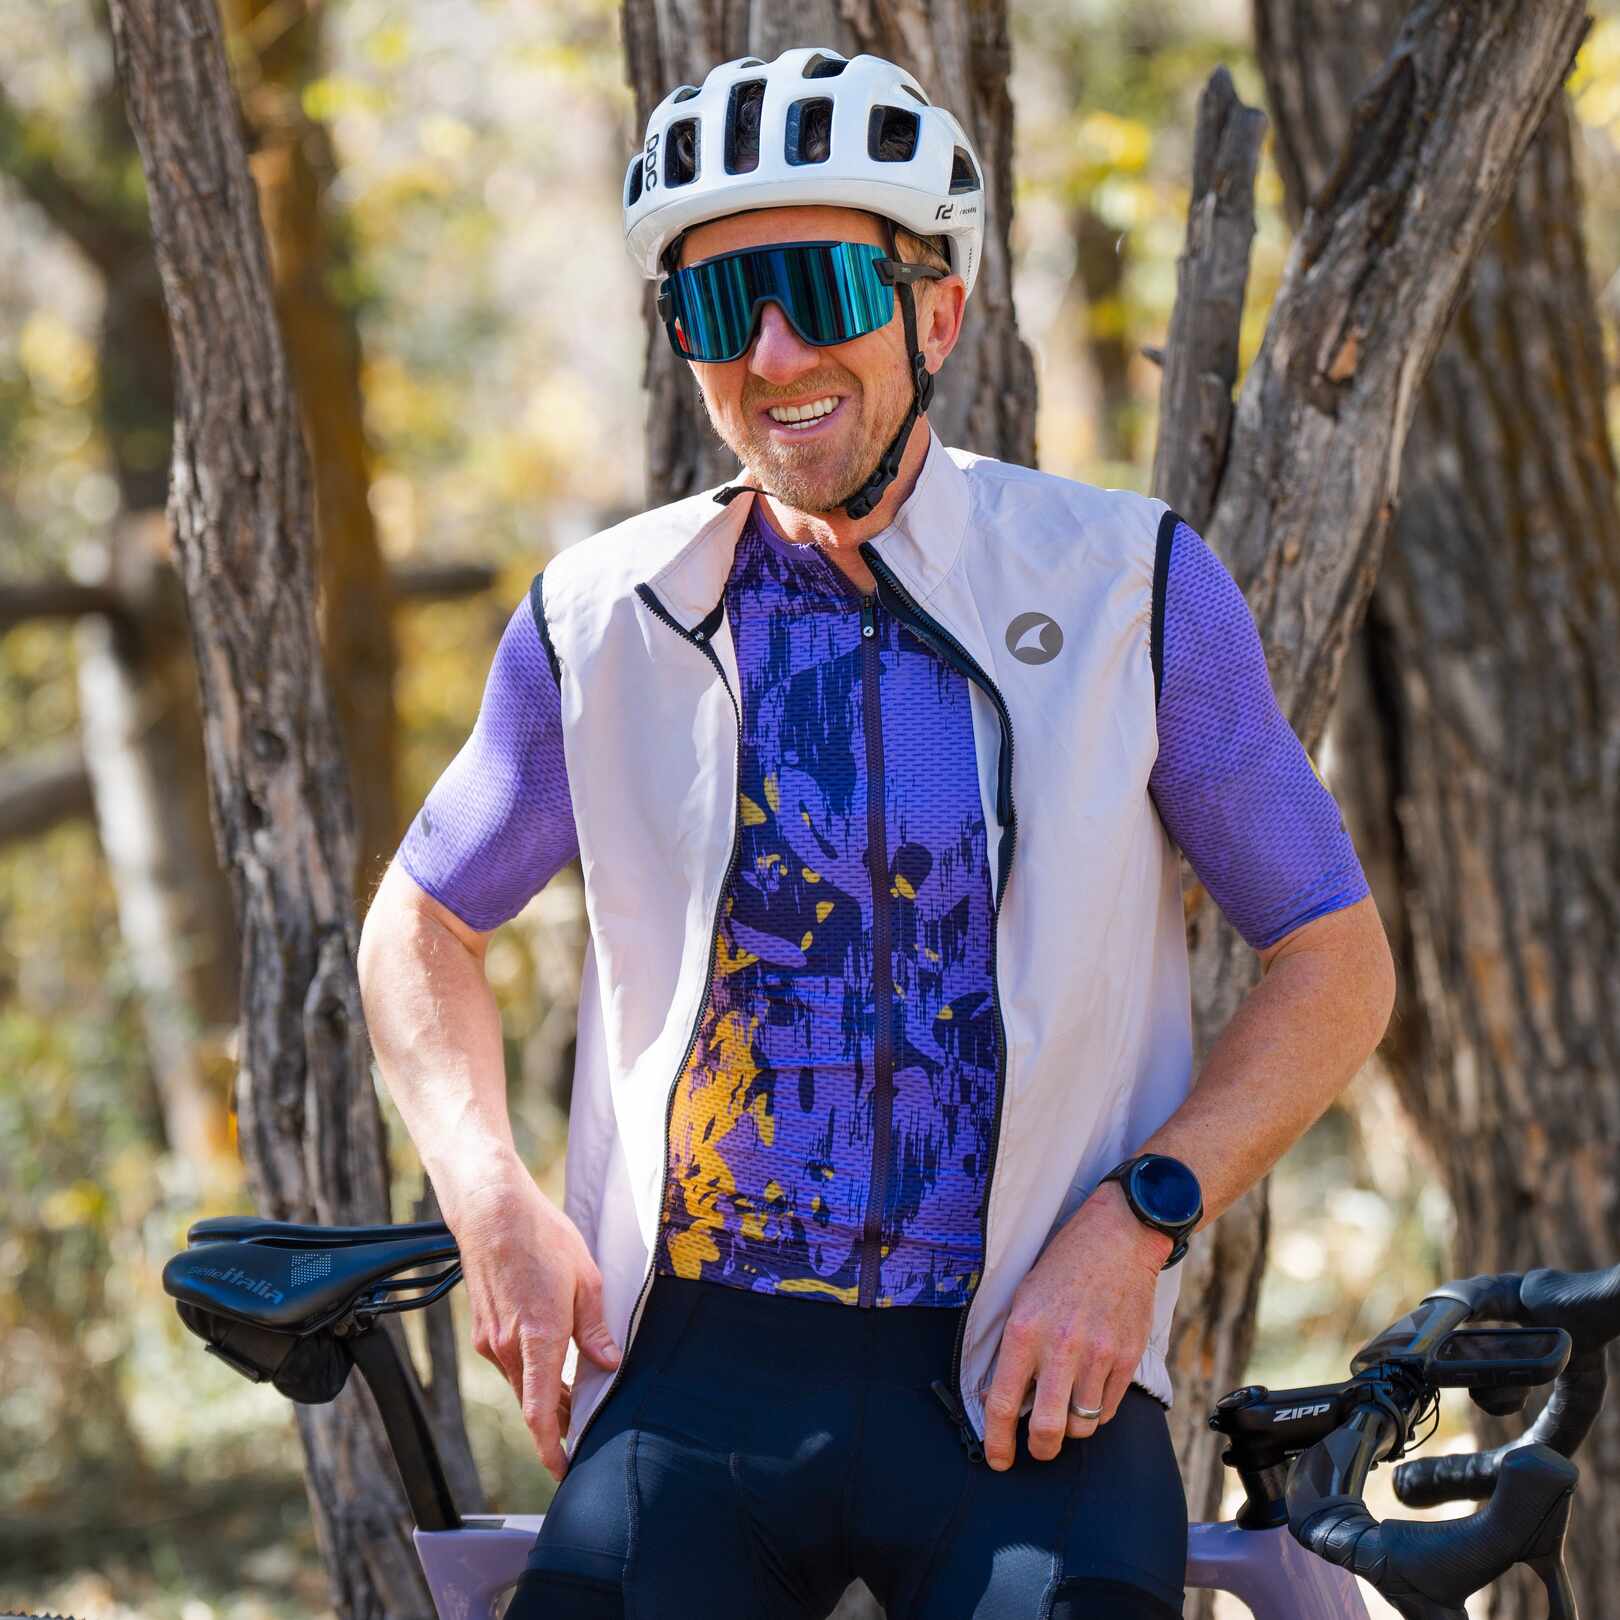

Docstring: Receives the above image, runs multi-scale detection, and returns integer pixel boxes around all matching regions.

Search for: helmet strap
[840,278,933,520]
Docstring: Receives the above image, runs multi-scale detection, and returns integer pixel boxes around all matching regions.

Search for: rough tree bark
[1256,4,1620,1613]
[106,1,449,1611]
[222,0,402,891]
[619,0,1036,506]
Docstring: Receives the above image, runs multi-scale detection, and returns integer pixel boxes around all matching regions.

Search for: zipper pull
[860,593,876,640]
[931,1378,985,1462]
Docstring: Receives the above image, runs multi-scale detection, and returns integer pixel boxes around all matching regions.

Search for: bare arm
[360,857,533,1197]
[359,859,515,1191]
[1131,891,1396,1225]
[358,859,620,1481]
[983,895,1396,1471]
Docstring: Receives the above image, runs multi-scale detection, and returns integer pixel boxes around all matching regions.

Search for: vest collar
[860,424,971,604]
[641,425,972,629]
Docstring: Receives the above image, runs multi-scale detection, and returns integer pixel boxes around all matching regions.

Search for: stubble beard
[706,376,913,516]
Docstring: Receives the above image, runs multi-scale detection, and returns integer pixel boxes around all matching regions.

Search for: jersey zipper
[857,591,894,1310]
[858,544,1015,1462]
[570,581,744,1462]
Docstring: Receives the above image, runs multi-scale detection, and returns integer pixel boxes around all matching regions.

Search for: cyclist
[357,45,1396,1620]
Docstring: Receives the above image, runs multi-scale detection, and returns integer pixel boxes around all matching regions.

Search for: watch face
[1133,1156,1202,1227]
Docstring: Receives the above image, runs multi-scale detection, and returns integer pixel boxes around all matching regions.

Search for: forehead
[679,205,886,267]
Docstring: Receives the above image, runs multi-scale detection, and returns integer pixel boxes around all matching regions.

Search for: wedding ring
[1068,1401,1103,1420]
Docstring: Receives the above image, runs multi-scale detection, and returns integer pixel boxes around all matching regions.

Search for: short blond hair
[893,224,953,277]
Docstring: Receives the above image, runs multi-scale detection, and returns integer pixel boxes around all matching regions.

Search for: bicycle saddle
[164,1227,458,1334]
[186,1214,452,1249]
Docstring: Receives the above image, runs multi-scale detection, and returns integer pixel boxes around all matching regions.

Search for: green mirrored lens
[664,241,893,362]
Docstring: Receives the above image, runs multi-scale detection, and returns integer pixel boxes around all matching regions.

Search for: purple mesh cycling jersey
[398,505,1369,1311]
[655,511,999,1307]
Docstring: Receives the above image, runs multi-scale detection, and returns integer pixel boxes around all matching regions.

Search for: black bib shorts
[505,1273,1187,1619]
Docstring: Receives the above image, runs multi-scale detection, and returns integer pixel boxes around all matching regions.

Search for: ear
[922,275,968,372]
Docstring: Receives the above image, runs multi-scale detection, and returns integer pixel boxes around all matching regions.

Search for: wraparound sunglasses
[657,239,946,364]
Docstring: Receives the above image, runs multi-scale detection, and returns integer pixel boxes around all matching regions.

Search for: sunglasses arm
[875,258,947,289]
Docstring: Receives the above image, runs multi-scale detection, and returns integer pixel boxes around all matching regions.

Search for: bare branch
[0,745,94,845]
[0,81,146,271]
[1151,67,1267,533]
[386,561,497,603]
[0,559,495,633]
[0,578,128,630]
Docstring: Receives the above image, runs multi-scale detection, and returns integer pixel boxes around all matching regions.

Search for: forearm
[358,860,526,1212]
[1138,895,1396,1228]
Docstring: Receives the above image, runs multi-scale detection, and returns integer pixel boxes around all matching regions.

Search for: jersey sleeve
[397,591,578,932]
[1148,518,1370,951]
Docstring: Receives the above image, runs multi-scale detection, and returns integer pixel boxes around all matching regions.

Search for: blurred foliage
[0,1,1617,1613]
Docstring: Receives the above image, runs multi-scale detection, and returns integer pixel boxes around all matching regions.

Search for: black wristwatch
[1099,1153,1203,1269]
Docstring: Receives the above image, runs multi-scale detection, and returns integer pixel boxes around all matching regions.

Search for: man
[357,45,1395,1620]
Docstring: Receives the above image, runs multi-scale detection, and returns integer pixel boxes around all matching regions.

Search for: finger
[1027,1353,1079,1462]
[1096,1362,1135,1427]
[573,1268,623,1372]
[983,1322,1039,1471]
[519,1329,569,1481]
[1063,1355,1110,1441]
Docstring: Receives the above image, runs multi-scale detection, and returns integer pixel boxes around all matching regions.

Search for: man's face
[675,205,960,515]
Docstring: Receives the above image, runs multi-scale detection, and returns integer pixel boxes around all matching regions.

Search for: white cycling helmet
[623,46,985,298]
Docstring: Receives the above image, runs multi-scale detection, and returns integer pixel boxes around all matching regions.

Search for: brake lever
[1526,1551,1576,1620]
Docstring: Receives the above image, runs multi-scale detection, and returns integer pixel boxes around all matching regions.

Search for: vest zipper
[857,591,894,1310]
[858,544,1015,1461]
[570,582,744,1462]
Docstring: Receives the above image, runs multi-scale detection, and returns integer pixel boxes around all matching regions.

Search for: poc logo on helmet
[1005,611,1064,666]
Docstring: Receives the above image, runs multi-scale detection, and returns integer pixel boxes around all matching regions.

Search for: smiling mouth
[759,395,847,438]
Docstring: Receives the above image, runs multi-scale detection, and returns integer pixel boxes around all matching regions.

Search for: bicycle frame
[408,1513,1372,1619]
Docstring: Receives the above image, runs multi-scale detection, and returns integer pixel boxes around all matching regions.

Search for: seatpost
[346,1323,462,1532]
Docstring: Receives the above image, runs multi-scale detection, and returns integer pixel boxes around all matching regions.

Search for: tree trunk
[106,2,441,1611]
[1072,201,1136,466]
[1256,4,1620,1612]
[0,72,243,1172]
[1151,72,1276,1565]
[619,0,1036,507]
[221,0,479,1508]
[223,0,402,892]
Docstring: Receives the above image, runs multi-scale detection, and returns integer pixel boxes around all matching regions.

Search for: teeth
[767,395,838,424]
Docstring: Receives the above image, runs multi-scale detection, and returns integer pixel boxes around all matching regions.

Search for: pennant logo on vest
[1005,611,1064,666]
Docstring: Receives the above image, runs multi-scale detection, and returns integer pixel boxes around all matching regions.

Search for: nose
[747,300,822,386]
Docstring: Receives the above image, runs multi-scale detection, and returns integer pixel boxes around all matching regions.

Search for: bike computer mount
[1430,1326,1571,1411]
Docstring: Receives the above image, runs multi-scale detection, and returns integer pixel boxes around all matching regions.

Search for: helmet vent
[725,79,766,173]
[802,53,847,79]
[671,84,700,104]
[949,146,981,193]
[625,152,644,208]
[665,118,700,187]
[869,105,920,163]
[737,57,765,69]
[787,98,833,165]
[900,83,929,105]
